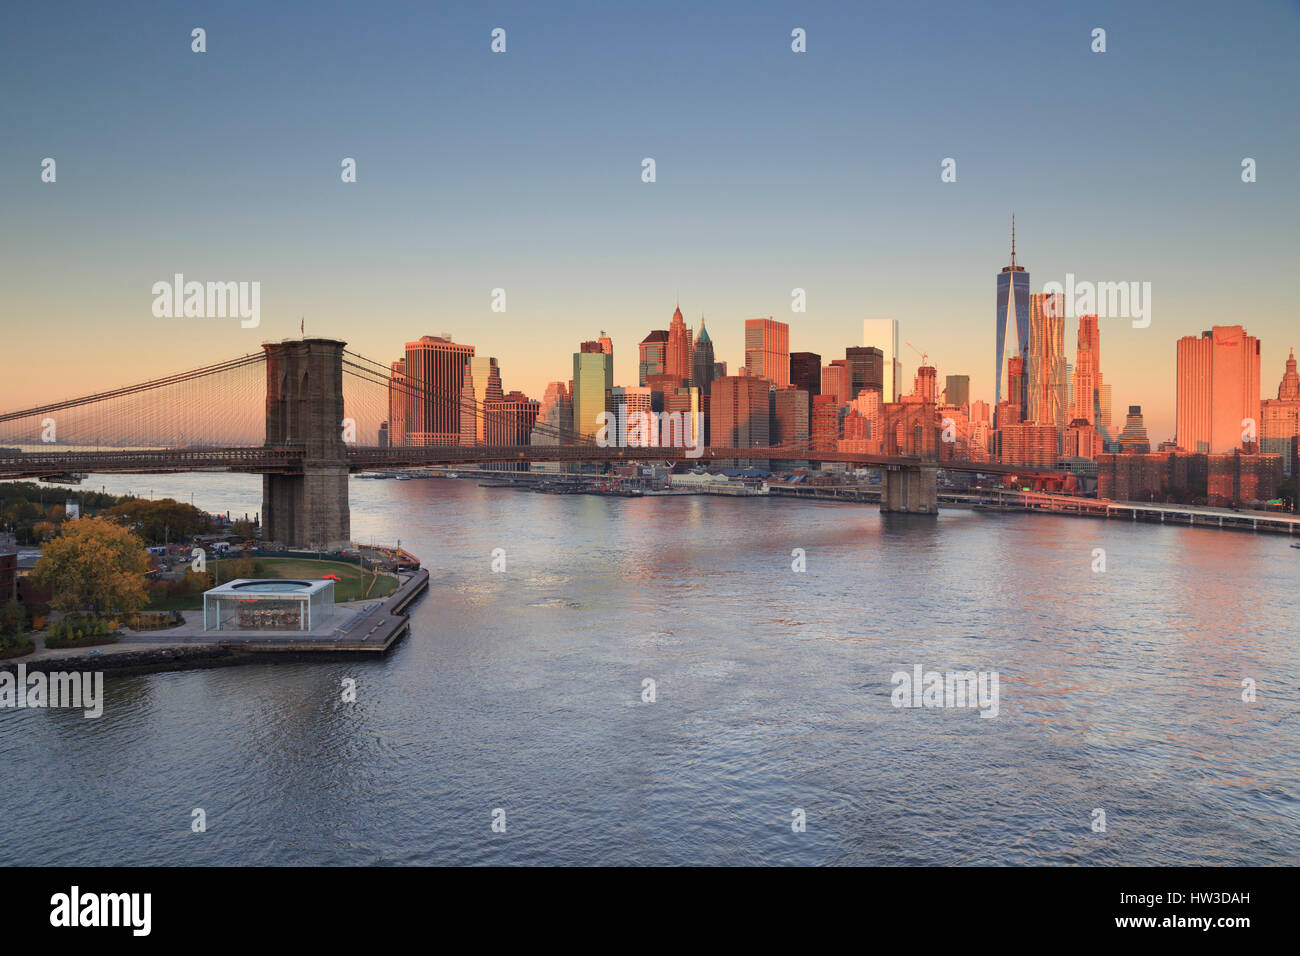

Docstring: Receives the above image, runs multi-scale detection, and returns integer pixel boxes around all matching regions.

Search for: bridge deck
[0,445,1068,479]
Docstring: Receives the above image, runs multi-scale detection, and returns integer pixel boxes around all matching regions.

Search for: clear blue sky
[2,0,1297,440]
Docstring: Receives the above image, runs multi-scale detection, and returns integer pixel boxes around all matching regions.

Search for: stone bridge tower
[262,338,351,549]
[879,401,939,514]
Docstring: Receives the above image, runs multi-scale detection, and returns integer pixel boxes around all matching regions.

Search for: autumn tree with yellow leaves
[30,517,151,618]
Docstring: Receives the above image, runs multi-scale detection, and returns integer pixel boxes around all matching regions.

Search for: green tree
[30,517,151,617]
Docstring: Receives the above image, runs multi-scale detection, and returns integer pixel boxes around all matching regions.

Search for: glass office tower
[995,218,1030,422]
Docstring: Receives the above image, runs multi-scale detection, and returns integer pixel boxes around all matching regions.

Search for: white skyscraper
[862,318,900,402]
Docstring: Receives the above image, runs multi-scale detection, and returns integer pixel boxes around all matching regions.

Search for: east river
[1,473,1296,865]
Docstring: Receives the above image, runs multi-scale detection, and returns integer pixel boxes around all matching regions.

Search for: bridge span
[0,339,1075,547]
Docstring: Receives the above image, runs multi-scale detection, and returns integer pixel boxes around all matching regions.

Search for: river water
[1,473,1296,865]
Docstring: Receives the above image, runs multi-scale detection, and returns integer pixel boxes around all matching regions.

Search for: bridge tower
[262,338,351,549]
[879,402,939,514]
[880,463,939,514]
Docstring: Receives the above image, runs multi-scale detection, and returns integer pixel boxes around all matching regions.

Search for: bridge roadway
[0,444,1070,480]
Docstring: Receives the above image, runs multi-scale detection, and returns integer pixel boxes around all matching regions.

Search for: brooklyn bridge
[0,339,1068,548]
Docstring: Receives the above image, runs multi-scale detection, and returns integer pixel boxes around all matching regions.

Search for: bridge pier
[880,464,938,515]
[262,339,351,550]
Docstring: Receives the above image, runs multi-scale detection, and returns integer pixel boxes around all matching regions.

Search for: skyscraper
[692,319,716,395]
[531,381,574,472]
[573,339,613,440]
[1261,348,1300,476]
[460,355,503,444]
[821,361,848,405]
[1118,405,1151,454]
[862,318,900,402]
[1176,326,1261,454]
[810,394,839,451]
[910,365,937,404]
[771,386,810,445]
[790,351,821,396]
[744,317,790,387]
[638,330,668,386]
[995,218,1030,420]
[1072,314,1101,426]
[1027,291,1066,441]
[666,304,693,384]
[845,346,884,399]
[944,374,970,408]
[611,385,658,446]
[710,375,770,465]
[387,358,407,446]
[483,391,540,447]
[1006,355,1025,415]
[404,335,475,446]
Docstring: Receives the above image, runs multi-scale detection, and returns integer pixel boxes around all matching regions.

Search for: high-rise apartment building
[744,317,790,387]
[1118,405,1151,454]
[1000,422,1060,467]
[1176,325,1261,454]
[404,335,475,446]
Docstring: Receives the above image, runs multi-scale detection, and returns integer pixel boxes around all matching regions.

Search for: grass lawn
[146,557,398,611]
[146,592,202,612]
[215,557,398,603]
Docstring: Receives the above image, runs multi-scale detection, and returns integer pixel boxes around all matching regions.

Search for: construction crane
[906,341,929,367]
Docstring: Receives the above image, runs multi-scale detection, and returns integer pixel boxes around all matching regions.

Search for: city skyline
[3,1,1299,443]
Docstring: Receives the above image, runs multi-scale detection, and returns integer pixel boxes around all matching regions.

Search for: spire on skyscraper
[1278,346,1299,401]
[1011,214,1016,269]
